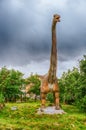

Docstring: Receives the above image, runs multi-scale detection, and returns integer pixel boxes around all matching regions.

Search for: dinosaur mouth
[58,18,60,22]
[56,18,60,22]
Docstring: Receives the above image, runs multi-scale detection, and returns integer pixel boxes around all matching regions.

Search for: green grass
[0,102,86,130]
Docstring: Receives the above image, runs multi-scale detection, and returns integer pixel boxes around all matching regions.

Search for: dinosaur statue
[40,14,60,110]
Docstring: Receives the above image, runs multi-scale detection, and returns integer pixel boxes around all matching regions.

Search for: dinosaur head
[53,14,60,23]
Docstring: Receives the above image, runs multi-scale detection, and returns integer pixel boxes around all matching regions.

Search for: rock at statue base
[37,106,66,114]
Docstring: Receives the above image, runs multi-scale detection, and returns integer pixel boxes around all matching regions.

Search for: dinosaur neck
[48,22,57,84]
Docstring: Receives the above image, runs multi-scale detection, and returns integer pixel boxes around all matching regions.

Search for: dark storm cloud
[0,0,86,66]
[58,0,86,61]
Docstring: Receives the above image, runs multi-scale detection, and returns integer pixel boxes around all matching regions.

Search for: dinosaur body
[40,14,60,110]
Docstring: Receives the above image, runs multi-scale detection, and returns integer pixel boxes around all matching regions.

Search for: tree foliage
[0,67,24,102]
[59,68,80,104]
[59,55,86,112]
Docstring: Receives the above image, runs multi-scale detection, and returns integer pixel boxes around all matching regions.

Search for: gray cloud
[0,0,86,72]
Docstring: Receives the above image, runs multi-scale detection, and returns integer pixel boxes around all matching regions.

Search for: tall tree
[0,67,24,102]
[59,68,80,104]
[77,55,86,111]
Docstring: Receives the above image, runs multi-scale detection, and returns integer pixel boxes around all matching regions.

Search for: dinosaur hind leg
[54,91,60,110]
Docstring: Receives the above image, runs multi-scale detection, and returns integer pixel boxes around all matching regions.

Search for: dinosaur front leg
[41,92,46,109]
[54,91,60,110]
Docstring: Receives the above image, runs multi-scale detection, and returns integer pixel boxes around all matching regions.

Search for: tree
[59,55,86,112]
[76,55,86,111]
[59,68,80,104]
[0,67,10,92]
[79,55,86,75]
[0,67,24,102]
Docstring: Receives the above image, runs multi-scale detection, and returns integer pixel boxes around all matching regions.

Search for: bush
[0,93,5,110]
[0,93,4,103]
[47,93,54,103]
[78,96,86,112]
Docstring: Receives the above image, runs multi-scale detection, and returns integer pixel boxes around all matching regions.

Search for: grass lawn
[0,101,86,130]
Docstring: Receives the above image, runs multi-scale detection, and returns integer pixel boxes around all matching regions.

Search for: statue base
[37,106,66,114]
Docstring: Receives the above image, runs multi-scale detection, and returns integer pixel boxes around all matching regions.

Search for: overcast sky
[0,0,86,77]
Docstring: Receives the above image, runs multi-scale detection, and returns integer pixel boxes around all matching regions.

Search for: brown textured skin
[40,14,60,110]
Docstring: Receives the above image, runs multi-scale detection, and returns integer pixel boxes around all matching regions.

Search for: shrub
[0,93,4,103]
[78,96,86,112]
[0,93,5,110]
[47,93,54,103]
